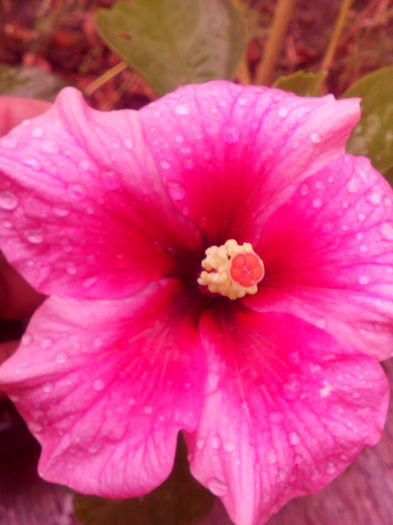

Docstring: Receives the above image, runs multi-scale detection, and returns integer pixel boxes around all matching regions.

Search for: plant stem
[315,0,353,92]
[321,0,353,71]
[255,0,296,86]
[233,0,251,84]
[84,62,128,96]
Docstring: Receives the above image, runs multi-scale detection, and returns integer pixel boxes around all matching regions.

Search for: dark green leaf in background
[95,0,246,96]
[74,438,214,525]
[343,66,393,175]
[0,64,67,101]
[273,70,327,97]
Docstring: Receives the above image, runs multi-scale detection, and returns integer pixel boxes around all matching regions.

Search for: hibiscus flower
[0,81,392,525]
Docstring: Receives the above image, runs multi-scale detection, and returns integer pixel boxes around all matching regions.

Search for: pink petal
[187,307,388,525]
[246,154,393,360]
[0,279,206,497]
[0,97,51,136]
[140,81,359,243]
[0,88,202,299]
[268,359,393,525]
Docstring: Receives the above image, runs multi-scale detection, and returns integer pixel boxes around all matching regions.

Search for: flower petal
[0,88,202,299]
[268,359,393,525]
[140,81,359,243]
[0,96,51,136]
[246,154,393,359]
[0,279,206,497]
[187,307,388,525]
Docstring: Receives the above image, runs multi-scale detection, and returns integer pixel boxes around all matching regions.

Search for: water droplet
[0,191,18,210]
[67,183,87,200]
[326,462,336,475]
[358,275,370,285]
[196,438,205,450]
[86,254,97,265]
[143,406,153,414]
[82,276,98,288]
[223,127,239,144]
[310,132,322,143]
[207,478,228,497]
[40,337,53,349]
[300,184,309,196]
[43,382,53,393]
[160,160,171,170]
[66,264,77,275]
[267,450,277,464]
[92,337,103,348]
[289,432,300,445]
[312,198,322,208]
[168,181,186,200]
[175,104,190,116]
[23,158,41,169]
[1,136,18,149]
[183,159,195,170]
[21,333,32,345]
[366,190,382,205]
[359,244,367,252]
[55,352,68,364]
[25,229,44,244]
[53,203,70,217]
[278,107,289,118]
[380,222,393,241]
[346,177,360,193]
[124,138,134,150]
[40,141,59,153]
[224,442,235,453]
[211,436,221,449]
[32,127,44,138]
[78,159,90,172]
[93,379,105,391]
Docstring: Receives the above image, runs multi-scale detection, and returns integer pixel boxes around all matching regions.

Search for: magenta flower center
[198,239,265,300]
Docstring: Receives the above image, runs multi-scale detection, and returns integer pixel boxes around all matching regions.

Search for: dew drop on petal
[78,160,90,172]
[207,478,229,497]
[175,104,190,116]
[40,337,53,349]
[82,276,98,288]
[1,136,18,149]
[40,141,59,153]
[53,203,70,217]
[93,379,105,391]
[43,382,53,393]
[196,438,205,450]
[66,264,77,275]
[160,160,171,170]
[67,183,87,200]
[25,229,44,244]
[211,436,221,449]
[300,184,309,196]
[278,107,289,118]
[380,222,393,241]
[143,406,153,414]
[310,132,322,143]
[223,126,240,144]
[168,181,186,200]
[366,190,382,205]
[55,352,68,364]
[32,127,44,138]
[92,337,103,348]
[289,432,300,445]
[224,442,235,453]
[0,191,18,210]
[312,198,322,208]
[358,275,370,285]
[23,158,41,169]
[21,334,32,345]
[123,138,134,150]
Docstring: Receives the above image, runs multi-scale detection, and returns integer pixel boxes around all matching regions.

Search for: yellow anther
[198,239,264,300]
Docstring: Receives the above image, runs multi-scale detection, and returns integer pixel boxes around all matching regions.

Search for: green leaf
[74,438,214,525]
[343,66,393,174]
[273,70,327,96]
[95,0,246,96]
[0,64,67,101]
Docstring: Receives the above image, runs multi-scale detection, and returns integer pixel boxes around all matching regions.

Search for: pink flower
[0,81,392,525]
